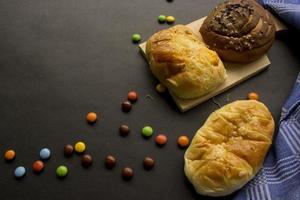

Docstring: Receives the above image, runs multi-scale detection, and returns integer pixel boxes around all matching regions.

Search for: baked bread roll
[200,0,276,62]
[146,25,226,99]
[184,100,274,196]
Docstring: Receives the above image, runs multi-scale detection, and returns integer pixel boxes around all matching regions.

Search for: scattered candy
[74,141,86,154]
[119,125,130,137]
[56,165,68,178]
[81,154,93,168]
[121,101,132,113]
[127,91,138,103]
[132,34,141,43]
[32,160,44,174]
[177,136,190,148]
[142,126,154,138]
[4,149,16,161]
[247,92,259,101]
[64,144,74,157]
[39,148,51,160]
[158,15,166,23]
[155,134,168,146]
[105,155,116,169]
[14,166,26,178]
[86,112,97,123]
[166,16,175,23]
[122,167,133,180]
[156,84,166,93]
[143,157,155,170]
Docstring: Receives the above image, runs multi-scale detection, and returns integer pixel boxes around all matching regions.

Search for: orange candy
[177,136,190,148]
[247,92,259,100]
[155,134,168,146]
[86,112,97,123]
[127,91,138,103]
[4,149,16,161]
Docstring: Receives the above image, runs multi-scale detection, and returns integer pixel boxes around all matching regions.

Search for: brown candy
[121,101,132,113]
[105,155,116,169]
[64,144,74,157]
[119,125,130,136]
[143,157,155,170]
[122,167,133,180]
[81,154,93,168]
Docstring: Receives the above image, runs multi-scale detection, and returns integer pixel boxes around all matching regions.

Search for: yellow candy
[74,141,86,153]
[156,84,166,93]
[166,16,175,23]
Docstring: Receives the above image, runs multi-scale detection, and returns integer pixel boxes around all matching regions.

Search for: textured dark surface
[0,0,299,200]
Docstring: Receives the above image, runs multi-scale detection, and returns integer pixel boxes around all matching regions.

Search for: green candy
[158,15,166,23]
[56,165,68,178]
[142,126,154,138]
[132,34,141,43]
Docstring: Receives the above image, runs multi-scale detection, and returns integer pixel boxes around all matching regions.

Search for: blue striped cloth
[234,73,300,200]
[259,0,300,30]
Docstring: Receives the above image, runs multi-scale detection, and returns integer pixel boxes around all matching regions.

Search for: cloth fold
[234,73,300,200]
[259,0,300,30]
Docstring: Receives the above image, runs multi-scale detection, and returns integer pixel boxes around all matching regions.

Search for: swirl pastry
[146,25,226,99]
[184,100,275,196]
[200,0,276,62]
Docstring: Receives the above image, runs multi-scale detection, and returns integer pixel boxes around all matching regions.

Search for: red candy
[155,134,168,146]
[127,91,138,103]
[32,160,44,173]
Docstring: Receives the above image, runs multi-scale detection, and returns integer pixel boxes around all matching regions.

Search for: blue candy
[14,166,26,178]
[39,148,51,160]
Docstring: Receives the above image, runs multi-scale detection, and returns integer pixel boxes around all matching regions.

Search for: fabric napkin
[234,72,300,200]
[259,0,300,30]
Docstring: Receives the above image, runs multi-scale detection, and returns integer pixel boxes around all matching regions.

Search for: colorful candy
[86,112,97,123]
[74,141,86,154]
[247,92,259,101]
[155,134,168,146]
[119,125,130,137]
[132,34,141,43]
[121,101,132,113]
[39,148,51,160]
[14,166,26,178]
[56,165,68,178]
[122,167,133,180]
[64,144,74,157]
[143,157,155,170]
[32,160,44,174]
[127,91,138,103]
[142,126,154,138]
[158,15,166,23]
[166,16,175,23]
[105,155,116,169]
[156,84,166,93]
[177,135,190,148]
[4,149,16,161]
[81,154,93,168]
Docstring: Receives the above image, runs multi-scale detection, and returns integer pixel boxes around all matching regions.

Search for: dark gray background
[0,0,299,199]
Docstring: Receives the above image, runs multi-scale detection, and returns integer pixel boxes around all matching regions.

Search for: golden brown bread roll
[184,100,274,196]
[146,25,226,99]
[200,0,276,62]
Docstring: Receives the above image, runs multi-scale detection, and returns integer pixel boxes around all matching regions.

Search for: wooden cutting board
[139,14,286,112]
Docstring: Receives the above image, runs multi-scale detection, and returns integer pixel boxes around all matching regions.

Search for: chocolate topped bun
[200,0,276,62]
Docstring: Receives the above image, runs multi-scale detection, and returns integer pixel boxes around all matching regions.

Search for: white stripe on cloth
[266,165,300,183]
[255,185,262,200]
[280,126,298,154]
[264,184,272,200]
[283,125,300,152]
[264,155,298,170]
[264,161,300,177]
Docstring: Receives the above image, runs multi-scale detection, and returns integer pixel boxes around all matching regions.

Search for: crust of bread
[184,100,274,196]
[146,25,227,99]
